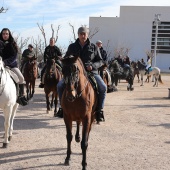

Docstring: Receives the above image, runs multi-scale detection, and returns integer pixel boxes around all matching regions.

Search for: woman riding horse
[0,28,27,106]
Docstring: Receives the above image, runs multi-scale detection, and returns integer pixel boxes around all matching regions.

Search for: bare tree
[37,23,47,47]
[69,23,76,41]
[51,24,60,43]
[89,27,99,39]
[0,6,8,13]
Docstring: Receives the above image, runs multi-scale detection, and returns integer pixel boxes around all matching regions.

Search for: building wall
[89,6,170,72]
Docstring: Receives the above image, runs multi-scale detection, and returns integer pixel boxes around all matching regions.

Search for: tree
[0,6,8,13]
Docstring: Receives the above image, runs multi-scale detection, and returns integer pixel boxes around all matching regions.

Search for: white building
[89,6,170,72]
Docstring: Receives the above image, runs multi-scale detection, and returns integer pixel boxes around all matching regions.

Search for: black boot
[54,108,63,118]
[16,84,28,106]
[39,83,44,88]
[95,110,105,122]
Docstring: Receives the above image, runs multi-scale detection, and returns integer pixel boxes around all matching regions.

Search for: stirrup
[54,108,63,118]
[17,96,28,106]
[39,83,44,88]
[96,110,105,122]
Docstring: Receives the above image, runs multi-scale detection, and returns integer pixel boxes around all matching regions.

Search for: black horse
[109,59,134,91]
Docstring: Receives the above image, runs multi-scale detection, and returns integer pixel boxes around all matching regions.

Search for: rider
[39,37,62,88]
[0,28,28,106]
[21,44,36,73]
[145,55,151,75]
[57,26,107,122]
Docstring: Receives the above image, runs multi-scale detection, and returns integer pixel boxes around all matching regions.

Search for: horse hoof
[2,143,8,148]
[8,136,12,141]
[64,159,70,166]
[75,136,81,143]
[46,110,50,114]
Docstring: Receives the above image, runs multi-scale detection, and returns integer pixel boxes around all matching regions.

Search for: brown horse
[99,63,109,88]
[44,59,62,115]
[61,55,97,170]
[131,61,140,82]
[23,58,38,100]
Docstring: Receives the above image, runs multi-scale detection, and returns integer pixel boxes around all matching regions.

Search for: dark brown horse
[44,59,62,115]
[61,55,97,170]
[131,61,140,82]
[23,58,38,100]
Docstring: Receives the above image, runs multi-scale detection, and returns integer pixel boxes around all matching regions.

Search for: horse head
[61,55,82,102]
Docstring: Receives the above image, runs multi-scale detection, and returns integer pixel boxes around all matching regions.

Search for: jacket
[44,45,62,63]
[65,38,103,74]
[2,41,18,68]
[22,49,36,62]
[99,47,107,62]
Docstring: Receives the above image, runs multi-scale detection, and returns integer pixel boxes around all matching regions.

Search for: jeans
[57,74,107,110]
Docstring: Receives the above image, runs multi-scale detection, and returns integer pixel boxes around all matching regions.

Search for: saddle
[5,67,19,84]
[87,72,99,94]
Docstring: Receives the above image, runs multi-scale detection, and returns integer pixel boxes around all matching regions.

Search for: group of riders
[0,27,152,123]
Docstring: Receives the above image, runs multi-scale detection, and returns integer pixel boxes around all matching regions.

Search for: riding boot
[16,84,28,106]
[54,107,63,118]
[39,74,45,88]
[95,109,105,122]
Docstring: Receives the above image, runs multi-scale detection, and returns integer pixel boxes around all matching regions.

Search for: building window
[151,22,170,54]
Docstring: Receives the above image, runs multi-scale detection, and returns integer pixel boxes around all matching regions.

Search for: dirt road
[0,75,170,170]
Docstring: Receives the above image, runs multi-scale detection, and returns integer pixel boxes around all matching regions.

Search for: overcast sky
[1,0,170,49]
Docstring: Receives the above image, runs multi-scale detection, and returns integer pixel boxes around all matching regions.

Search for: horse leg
[29,82,32,99]
[81,117,91,170]
[137,74,140,83]
[26,83,29,100]
[46,93,51,113]
[31,81,35,98]
[140,74,144,86]
[3,106,13,148]
[50,92,54,110]
[75,121,81,143]
[53,93,58,115]
[8,103,18,141]
[64,119,73,166]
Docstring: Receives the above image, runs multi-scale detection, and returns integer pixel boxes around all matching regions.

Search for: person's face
[78,32,88,43]
[96,42,102,48]
[50,38,55,46]
[28,46,33,51]
[2,30,9,41]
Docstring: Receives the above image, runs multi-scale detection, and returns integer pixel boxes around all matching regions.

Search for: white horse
[137,60,163,87]
[0,57,19,148]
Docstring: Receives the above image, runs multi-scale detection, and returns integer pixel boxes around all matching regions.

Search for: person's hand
[86,65,92,71]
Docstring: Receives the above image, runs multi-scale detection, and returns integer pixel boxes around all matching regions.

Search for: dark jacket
[99,47,107,62]
[44,45,62,63]
[65,38,103,74]
[1,41,18,68]
[22,49,36,62]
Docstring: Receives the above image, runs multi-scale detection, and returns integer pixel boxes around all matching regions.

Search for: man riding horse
[21,44,37,73]
[39,37,62,88]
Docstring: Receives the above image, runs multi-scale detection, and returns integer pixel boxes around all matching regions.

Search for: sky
[1,0,170,50]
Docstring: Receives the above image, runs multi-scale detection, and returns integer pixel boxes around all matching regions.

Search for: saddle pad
[87,73,98,94]
[5,68,19,83]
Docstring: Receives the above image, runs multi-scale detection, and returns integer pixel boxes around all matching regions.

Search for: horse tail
[158,74,163,84]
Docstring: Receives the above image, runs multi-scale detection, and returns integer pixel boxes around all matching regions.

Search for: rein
[76,79,89,98]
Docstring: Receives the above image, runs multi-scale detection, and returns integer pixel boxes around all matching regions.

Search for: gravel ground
[0,74,170,170]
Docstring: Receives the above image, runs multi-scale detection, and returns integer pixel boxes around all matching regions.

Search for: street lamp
[153,14,161,67]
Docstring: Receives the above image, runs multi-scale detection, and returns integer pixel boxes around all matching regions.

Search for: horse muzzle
[66,90,76,102]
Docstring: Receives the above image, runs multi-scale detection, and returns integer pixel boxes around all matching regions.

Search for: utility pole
[0,6,8,13]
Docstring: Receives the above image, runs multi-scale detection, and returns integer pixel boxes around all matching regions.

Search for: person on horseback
[39,37,62,88]
[21,44,36,73]
[96,40,107,62]
[57,26,107,122]
[116,55,124,67]
[141,58,146,65]
[0,28,28,106]
[145,55,151,75]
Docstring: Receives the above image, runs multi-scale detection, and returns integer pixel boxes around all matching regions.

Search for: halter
[64,63,89,100]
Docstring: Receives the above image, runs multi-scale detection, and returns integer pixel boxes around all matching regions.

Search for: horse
[137,60,163,86]
[61,55,97,170]
[44,59,62,115]
[23,58,38,100]
[131,61,140,82]
[0,57,19,148]
[109,59,134,91]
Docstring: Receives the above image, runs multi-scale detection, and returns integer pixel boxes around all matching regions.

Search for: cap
[78,27,89,34]
[28,44,33,48]
[96,40,102,44]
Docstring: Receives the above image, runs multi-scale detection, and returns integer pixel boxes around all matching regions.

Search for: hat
[96,40,102,44]
[28,44,33,48]
[78,27,89,34]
